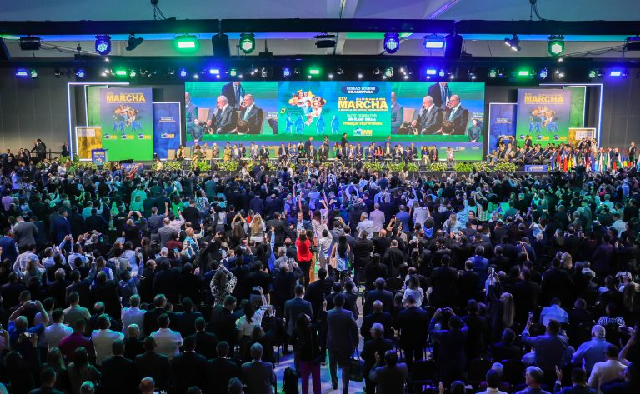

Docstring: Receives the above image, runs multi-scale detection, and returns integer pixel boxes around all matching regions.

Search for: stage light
[588,69,602,79]
[556,70,565,79]
[426,68,437,76]
[75,69,86,78]
[558,57,564,63]
[174,34,199,53]
[609,69,627,77]
[19,36,41,51]
[30,69,38,78]
[260,67,268,78]
[193,73,199,79]
[113,68,127,77]
[229,68,238,77]
[488,69,498,78]
[129,70,137,78]
[423,35,445,49]
[126,34,144,52]
[539,67,548,79]
[101,69,109,77]
[336,67,344,75]
[328,73,334,79]
[54,69,61,78]
[548,35,565,56]
[358,73,363,79]
[468,71,477,80]
[308,67,321,76]
[516,69,531,77]
[373,67,381,75]
[95,35,111,56]
[178,68,188,78]
[438,69,445,77]
[282,67,291,78]
[403,75,409,80]
[384,67,393,78]
[15,69,29,78]
[104,57,109,62]
[504,34,521,52]
[209,68,220,75]
[383,32,400,54]
[239,33,255,54]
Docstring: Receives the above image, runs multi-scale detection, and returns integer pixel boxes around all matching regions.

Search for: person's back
[170,337,207,394]
[368,351,408,394]
[241,343,275,394]
[101,340,137,394]
[588,346,626,394]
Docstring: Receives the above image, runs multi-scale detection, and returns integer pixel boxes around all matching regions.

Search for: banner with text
[516,88,572,147]
[153,102,182,159]
[488,103,517,152]
[100,87,154,161]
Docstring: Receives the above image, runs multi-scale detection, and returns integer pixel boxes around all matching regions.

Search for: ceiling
[1,0,638,58]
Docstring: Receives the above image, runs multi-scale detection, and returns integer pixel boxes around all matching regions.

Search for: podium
[91,149,108,166]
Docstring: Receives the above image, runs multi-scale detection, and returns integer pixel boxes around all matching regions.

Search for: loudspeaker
[211,33,230,58]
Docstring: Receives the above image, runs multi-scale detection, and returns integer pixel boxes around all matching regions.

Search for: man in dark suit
[207,341,241,393]
[209,296,238,352]
[102,340,138,394]
[382,240,404,278]
[363,278,394,316]
[362,323,394,394]
[304,267,333,319]
[143,294,167,337]
[13,216,38,249]
[170,336,207,394]
[428,82,452,109]
[52,208,72,244]
[368,350,409,394]
[284,285,313,352]
[188,317,218,360]
[85,209,108,234]
[171,297,202,338]
[412,96,442,135]
[327,294,359,393]
[30,368,64,394]
[135,337,172,391]
[430,255,459,308]
[241,343,276,394]
[445,95,469,135]
[353,232,373,285]
[361,301,394,341]
[238,94,264,134]
[221,81,245,109]
[207,96,237,134]
[395,294,429,370]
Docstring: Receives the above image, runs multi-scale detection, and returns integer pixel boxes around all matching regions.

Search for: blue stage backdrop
[488,103,518,153]
[153,102,182,159]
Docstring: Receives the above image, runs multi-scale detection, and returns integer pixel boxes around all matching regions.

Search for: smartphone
[528,311,534,320]
[173,248,179,253]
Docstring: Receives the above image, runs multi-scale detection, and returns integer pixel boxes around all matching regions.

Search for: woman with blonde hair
[250,213,265,243]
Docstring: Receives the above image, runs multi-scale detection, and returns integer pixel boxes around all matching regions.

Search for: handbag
[348,348,364,382]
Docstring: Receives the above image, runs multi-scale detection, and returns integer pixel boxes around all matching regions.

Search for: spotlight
[438,69,445,77]
[358,73,363,79]
[167,68,175,76]
[468,71,477,80]
[516,69,532,77]
[239,33,256,54]
[504,34,521,52]
[609,69,627,77]
[193,73,199,79]
[336,67,344,75]
[209,68,220,75]
[488,69,498,78]
[54,69,61,78]
[308,67,321,76]
[75,69,86,78]
[293,68,300,75]
[229,68,238,77]
[129,70,137,78]
[588,69,602,79]
[373,67,381,75]
[101,69,109,77]
[426,68,437,76]
[548,35,565,56]
[114,68,127,77]
[328,73,334,79]
[126,34,144,51]
[556,70,565,79]
[15,69,29,78]
[174,34,199,53]
[539,68,548,79]
[282,67,291,78]
[19,36,41,51]
[104,57,109,62]
[403,75,409,80]
[95,35,111,56]
[261,67,268,78]
[557,57,564,62]
[443,33,463,59]
[383,32,400,54]
[384,67,393,78]
[179,68,188,78]
[423,35,445,49]
[30,69,38,78]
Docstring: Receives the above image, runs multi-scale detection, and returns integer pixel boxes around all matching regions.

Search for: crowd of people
[0,144,639,394]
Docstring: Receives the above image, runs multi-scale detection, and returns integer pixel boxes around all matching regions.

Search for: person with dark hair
[171,336,207,394]
[134,337,172,391]
[91,313,124,366]
[589,346,626,393]
[207,341,241,394]
[150,313,183,360]
[29,367,64,394]
[362,322,394,394]
[516,366,550,394]
[396,294,429,371]
[327,293,358,394]
[67,347,101,394]
[101,340,138,394]
[522,318,571,388]
[367,350,408,394]
[554,367,595,394]
[188,317,218,360]
[429,308,468,385]
[294,313,321,394]
[478,369,509,394]
[284,284,313,359]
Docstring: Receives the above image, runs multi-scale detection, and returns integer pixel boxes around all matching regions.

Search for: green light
[548,36,565,56]
[517,70,531,77]
[239,33,255,54]
[308,67,322,76]
[229,68,238,77]
[114,68,127,77]
[488,69,498,78]
[588,69,600,78]
[174,35,199,53]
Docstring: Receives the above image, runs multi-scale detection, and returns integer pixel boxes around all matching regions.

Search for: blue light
[209,68,220,75]
[15,69,29,78]
[426,68,437,76]
[75,69,86,78]
[609,70,626,77]
[282,67,291,78]
[383,33,400,54]
[423,36,445,49]
[539,67,548,79]
[95,35,111,56]
[179,68,188,78]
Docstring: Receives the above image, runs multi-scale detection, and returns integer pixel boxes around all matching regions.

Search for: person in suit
[327,294,359,394]
[209,296,238,352]
[207,341,241,393]
[516,367,552,394]
[428,82,452,109]
[52,208,72,244]
[239,94,264,134]
[13,216,38,249]
[362,323,394,394]
[188,317,218,360]
[554,367,596,394]
[185,92,200,141]
[134,337,172,392]
[170,336,207,394]
[588,346,626,394]
[305,267,333,319]
[101,340,138,394]
[363,279,393,316]
[395,294,429,369]
[412,96,442,135]
[284,285,313,356]
[241,343,276,394]
[368,350,409,394]
[390,92,403,135]
[207,96,237,134]
[30,368,64,394]
[445,95,469,135]
[222,81,245,109]
[361,301,393,341]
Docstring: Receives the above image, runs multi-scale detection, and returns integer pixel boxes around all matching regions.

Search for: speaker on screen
[212,33,230,58]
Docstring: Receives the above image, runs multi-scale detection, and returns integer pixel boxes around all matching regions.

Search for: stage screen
[516,88,572,147]
[184,81,485,160]
[100,87,154,161]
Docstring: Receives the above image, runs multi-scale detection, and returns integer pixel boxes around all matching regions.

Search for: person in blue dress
[316,115,325,135]
[331,114,339,134]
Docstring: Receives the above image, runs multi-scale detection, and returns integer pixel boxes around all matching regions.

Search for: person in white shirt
[588,345,627,394]
[412,202,429,228]
[150,313,183,360]
[121,295,145,338]
[540,298,569,327]
[356,212,374,240]
[611,213,627,237]
[44,309,73,350]
[91,314,124,365]
[369,204,385,234]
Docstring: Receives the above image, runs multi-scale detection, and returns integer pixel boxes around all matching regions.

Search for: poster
[153,102,182,159]
[76,126,102,160]
[488,103,518,153]
[100,87,154,161]
[516,88,572,147]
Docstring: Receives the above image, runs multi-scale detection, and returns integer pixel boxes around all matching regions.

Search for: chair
[467,358,493,387]
[411,359,436,393]
[501,360,525,387]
